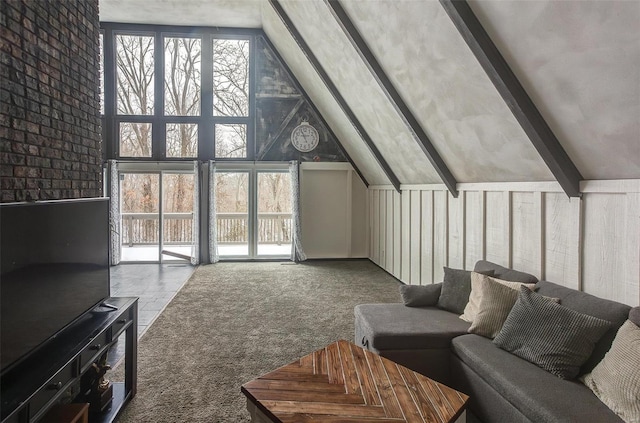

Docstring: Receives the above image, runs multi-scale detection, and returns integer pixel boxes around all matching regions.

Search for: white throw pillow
[460,272,535,323]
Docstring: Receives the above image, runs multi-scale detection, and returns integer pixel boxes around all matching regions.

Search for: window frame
[101,23,257,162]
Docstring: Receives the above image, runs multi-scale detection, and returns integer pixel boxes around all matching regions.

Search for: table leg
[246,399,274,423]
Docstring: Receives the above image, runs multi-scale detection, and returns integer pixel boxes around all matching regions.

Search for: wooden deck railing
[121,212,292,246]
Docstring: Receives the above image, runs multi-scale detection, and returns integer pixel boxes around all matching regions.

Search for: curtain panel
[208,161,219,263]
[289,161,307,262]
[108,160,121,265]
[191,160,200,265]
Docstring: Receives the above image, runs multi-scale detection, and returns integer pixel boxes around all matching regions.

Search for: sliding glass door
[120,172,160,262]
[257,171,292,257]
[215,165,291,259]
[215,171,250,258]
[161,172,196,261]
[119,163,197,263]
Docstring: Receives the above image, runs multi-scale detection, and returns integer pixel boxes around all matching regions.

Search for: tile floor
[107,263,195,366]
[110,263,195,337]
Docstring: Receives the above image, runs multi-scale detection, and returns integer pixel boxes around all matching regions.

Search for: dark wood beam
[268,0,401,192]
[325,0,459,197]
[440,0,583,197]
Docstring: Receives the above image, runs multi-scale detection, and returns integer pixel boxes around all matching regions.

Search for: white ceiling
[99,0,263,27]
[99,0,640,186]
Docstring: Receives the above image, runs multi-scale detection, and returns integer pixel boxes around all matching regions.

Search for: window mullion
[200,34,214,160]
[247,35,256,161]
[153,34,164,160]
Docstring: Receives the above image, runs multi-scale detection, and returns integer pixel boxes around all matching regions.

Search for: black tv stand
[1,297,138,423]
[98,302,119,311]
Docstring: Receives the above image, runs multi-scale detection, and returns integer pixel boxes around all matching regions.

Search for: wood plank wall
[368,181,640,306]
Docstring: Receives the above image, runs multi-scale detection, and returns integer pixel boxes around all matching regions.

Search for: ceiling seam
[325,0,459,198]
[267,0,402,192]
[440,0,583,198]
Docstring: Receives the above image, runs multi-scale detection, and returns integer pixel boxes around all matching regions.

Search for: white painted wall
[369,181,640,306]
[300,163,367,259]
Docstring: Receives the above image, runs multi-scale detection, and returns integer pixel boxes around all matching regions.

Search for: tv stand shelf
[1,297,138,423]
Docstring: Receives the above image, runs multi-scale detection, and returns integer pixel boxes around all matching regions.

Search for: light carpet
[113,260,401,422]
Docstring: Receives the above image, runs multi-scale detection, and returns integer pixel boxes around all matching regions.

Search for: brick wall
[1,0,102,202]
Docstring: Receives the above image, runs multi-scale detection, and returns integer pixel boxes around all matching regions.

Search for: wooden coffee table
[241,340,468,422]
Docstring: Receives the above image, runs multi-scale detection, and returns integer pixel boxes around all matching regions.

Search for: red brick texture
[1,0,102,202]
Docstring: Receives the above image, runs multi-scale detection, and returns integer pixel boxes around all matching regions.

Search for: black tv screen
[0,198,111,375]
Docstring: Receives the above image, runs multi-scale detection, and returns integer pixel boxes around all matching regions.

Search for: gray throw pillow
[399,283,442,307]
[468,276,520,339]
[494,287,611,380]
[437,267,493,315]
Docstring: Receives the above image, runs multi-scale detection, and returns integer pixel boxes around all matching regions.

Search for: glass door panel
[257,171,292,257]
[162,172,196,262]
[120,173,160,262]
[215,171,249,257]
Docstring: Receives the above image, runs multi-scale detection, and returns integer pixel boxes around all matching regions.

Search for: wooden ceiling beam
[440,0,583,197]
[268,0,401,192]
[325,0,459,197]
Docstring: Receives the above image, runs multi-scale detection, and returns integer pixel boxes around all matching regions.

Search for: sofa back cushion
[474,260,538,284]
[535,280,631,374]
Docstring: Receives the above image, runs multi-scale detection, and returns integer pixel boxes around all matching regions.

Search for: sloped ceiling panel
[274,0,444,185]
[262,3,390,185]
[100,0,262,27]
[469,0,640,180]
[339,0,553,183]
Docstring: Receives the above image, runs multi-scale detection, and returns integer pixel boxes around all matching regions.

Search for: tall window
[165,37,201,117]
[101,24,254,161]
[213,39,249,158]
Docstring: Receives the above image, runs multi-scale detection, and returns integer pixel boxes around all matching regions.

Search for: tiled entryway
[110,263,195,337]
[107,263,194,367]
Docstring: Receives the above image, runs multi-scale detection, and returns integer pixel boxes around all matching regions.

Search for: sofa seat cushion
[355,303,470,351]
[451,334,623,422]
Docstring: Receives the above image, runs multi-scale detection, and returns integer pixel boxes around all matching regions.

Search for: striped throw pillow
[460,273,536,323]
[493,287,611,379]
[468,276,520,338]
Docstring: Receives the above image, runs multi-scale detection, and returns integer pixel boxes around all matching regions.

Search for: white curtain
[108,160,121,265]
[208,161,219,263]
[289,160,307,262]
[190,160,200,265]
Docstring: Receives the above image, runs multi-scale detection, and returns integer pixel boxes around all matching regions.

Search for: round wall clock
[291,121,319,152]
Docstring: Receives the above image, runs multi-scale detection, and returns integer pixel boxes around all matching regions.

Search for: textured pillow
[494,287,612,379]
[437,267,493,314]
[581,320,640,422]
[468,276,520,339]
[399,283,442,307]
[629,306,640,326]
[460,273,536,323]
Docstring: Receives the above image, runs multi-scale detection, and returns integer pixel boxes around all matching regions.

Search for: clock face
[291,122,319,152]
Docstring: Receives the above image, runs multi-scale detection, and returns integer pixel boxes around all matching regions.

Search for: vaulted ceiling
[100,0,640,193]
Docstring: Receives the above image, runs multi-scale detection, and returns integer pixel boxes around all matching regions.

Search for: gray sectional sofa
[354,260,634,423]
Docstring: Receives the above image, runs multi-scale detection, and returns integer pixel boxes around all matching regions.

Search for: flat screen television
[0,198,111,376]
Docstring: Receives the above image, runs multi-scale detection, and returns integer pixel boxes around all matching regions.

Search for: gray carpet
[113,260,401,423]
